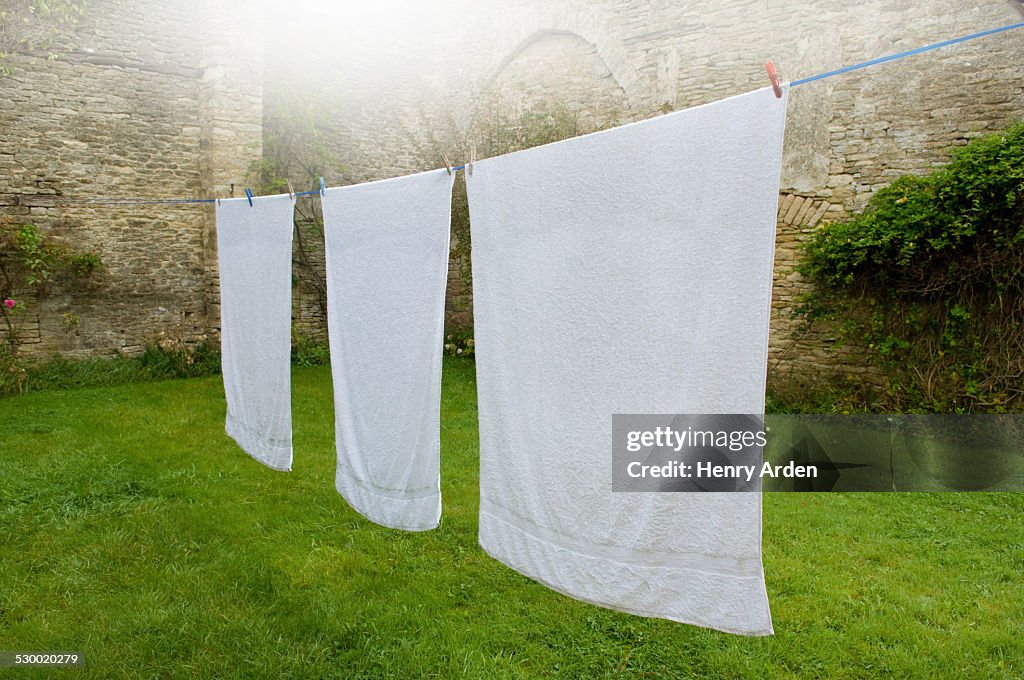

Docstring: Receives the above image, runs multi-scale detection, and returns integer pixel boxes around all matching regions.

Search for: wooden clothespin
[441,153,453,176]
[468,144,476,176]
[765,61,783,98]
[287,179,295,199]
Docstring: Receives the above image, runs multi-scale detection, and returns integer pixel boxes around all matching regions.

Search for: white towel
[466,86,788,636]
[322,169,455,531]
[216,194,296,471]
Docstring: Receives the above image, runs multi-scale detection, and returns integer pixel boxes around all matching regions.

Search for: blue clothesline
[60,188,325,206]
[789,20,1024,87]
[42,20,1024,207]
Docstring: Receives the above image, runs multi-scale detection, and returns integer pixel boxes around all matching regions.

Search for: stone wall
[281,0,1022,384]
[4,0,1023,384]
[0,0,262,358]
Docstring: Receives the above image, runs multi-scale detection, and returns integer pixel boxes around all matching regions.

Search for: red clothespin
[765,61,783,98]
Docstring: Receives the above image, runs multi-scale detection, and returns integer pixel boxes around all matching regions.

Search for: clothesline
[55,188,325,206]
[28,19,1024,208]
[789,20,1024,87]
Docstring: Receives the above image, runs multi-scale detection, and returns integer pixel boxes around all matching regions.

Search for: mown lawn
[0,358,1021,678]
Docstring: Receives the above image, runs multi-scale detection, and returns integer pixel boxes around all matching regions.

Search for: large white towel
[216,194,296,471]
[322,169,455,531]
[466,86,788,636]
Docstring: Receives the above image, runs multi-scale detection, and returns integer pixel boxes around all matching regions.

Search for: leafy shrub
[137,338,221,379]
[291,329,330,367]
[797,123,1024,412]
[443,331,475,358]
[801,123,1023,296]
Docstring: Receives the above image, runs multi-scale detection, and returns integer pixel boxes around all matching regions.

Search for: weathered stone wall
[4,0,1023,383]
[486,31,633,128]
[278,0,1022,384]
[0,0,262,358]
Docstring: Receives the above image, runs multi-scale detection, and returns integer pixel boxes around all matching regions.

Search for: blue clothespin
[244,188,254,206]
[319,177,326,197]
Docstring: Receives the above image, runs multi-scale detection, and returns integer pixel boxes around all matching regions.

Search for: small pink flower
[3,299,14,309]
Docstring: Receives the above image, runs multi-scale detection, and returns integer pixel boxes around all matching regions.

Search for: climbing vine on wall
[0,222,103,353]
[797,122,1024,412]
[0,0,87,75]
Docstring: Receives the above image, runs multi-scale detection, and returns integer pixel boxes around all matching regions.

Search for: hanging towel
[216,194,295,471]
[465,86,788,636]
[322,169,455,531]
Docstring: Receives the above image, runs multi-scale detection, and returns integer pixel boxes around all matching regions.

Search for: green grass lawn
[0,358,1022,678]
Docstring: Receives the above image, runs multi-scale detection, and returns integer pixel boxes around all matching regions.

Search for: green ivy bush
[798,123,1023,412]
[802,122,1023,294]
